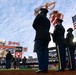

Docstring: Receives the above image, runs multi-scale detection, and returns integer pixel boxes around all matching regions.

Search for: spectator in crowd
[6,51,12,69]
[11,55,15,69]
[0,59,1,68]
[13,56,17,69]
[16,55,21,69]
[22,56,27,68]
[1,57,6,69]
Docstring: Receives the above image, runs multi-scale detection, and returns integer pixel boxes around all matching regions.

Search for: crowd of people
[0,51,27,69]
[32,7,76,73]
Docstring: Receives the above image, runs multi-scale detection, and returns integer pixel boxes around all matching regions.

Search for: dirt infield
[0,70,76,75]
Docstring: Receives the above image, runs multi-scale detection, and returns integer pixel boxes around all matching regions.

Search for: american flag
[23,47,27,52]
[72,15,76,30]
[49,10,64,26]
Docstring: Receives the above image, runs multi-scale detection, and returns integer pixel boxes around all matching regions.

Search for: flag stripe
[72,15,76,30]
[49,12,64,26]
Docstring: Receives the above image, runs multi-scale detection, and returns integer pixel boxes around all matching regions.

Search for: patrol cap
[67,28,73,32]
[40,8,48,13]
[56,18,63,23]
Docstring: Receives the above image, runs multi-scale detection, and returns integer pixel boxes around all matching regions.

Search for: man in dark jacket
[66,28,75,70]
[32,8,51,73]
[6,51,12,69]
[52,19,66,71]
